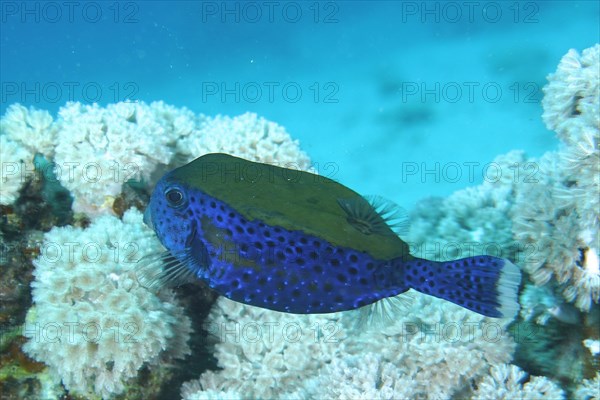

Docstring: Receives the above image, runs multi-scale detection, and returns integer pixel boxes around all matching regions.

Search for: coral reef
[182,292,517,400]
[0,104,57,206]
[312,352,417,399]
[513,44,599,312]
[505,46,600,392]
[312,298,517,399]
[2,44,598,399]
[409,44,599,395]
[471,364,565,399]
[22,208,192,398]
[181,297,347,399]
[0,104,56,156]
[1,101,313,398]
[409,44,599,314]
[0,102,310,216]
[53,101,186,215]
[177,112,311,168]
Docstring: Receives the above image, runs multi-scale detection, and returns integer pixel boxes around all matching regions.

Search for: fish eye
[165,188,185,207]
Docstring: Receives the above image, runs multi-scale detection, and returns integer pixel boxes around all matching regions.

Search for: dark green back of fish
[170,153,411,261]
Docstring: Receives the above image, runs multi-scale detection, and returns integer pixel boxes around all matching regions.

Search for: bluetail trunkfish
[140,153,521,319]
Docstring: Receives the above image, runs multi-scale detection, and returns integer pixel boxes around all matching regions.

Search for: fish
[140,153,521,319]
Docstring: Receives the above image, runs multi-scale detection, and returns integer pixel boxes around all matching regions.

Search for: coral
[513,44,600,311]
[313,353,417,399]
[7,102,309,397]
[471,364,565,400]
[0,134,32,205]
[180,379,242,400]
[542,45,600,145]
[181,297,347,399]
[22,208,191,398]
[583,338,600,357]
[177,112,311,168]
[574,372,600,400]
[0,104,57,157]
[1,102,310,217]
[512,313,589,385]
[0,104,59,205]
[53,101,189,216]
[414,45,600,322]
[326,293,516,400]
[519,284,580,326]
[2,100,312,398]
[408,150,527,263]
[183,290,516,400]
[512,150,599,310]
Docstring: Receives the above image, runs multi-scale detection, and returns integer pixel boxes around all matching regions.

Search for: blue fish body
[143,153,520,318]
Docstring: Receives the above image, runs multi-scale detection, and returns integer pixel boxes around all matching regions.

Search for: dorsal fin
[337,195,410,237]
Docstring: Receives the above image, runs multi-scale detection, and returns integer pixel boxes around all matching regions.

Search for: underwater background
[1,1,599,399]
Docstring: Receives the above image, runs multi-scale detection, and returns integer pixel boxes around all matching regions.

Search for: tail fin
[404,255,521,318]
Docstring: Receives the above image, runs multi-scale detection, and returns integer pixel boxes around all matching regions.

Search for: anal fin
[354,291,414,330]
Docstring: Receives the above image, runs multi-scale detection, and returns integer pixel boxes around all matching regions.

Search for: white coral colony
[515,44,599,312]
[23,209,192,398]
[0,102,310,216]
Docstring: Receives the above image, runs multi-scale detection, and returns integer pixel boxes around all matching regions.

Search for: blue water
[1,1,598,207]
